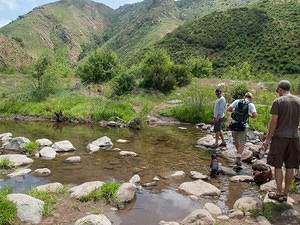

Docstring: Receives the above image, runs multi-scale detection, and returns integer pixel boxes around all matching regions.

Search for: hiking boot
[235,157,241,167]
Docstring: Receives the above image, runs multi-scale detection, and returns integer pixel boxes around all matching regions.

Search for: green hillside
[0,33,33,70]
[156,1,300,76]
[0,0,116,61]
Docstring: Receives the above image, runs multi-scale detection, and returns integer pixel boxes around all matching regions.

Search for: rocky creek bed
[0,120,299,225]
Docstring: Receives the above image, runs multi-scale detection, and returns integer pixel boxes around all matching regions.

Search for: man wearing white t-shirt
[227,92,257,166]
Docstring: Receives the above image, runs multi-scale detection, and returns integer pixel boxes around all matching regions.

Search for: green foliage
[111,68,137,96]
[185,56,212,78]
[79,182,121,203]
[77,48,121,84]
[0,188,17,225]
[224,62,254,80]
[24,141,39,152]
[227,82,249,102]
[263,202,291,222]
[289,179,299,194]
[162,84,215,123]
[250,207,260,217]
[0,158,12,169]
[139,48,190,92]
[26,189,57,216]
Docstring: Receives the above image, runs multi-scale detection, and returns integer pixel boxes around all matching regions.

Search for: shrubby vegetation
[111,67,137,96]
[185,56,212,78]
[0,188,17,225]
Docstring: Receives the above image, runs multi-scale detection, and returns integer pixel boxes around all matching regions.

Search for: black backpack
[231,100,249,123]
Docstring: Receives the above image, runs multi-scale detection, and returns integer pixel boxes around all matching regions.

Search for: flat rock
[204,202,222,215]
[2,137,30,150]
[116,139,129,143]
[7,168,31,177]
[171,171,185,177]
[7,193,44,224]
[36,138,52,147]
[92,136,113,148]
[65,156,81,163]
[159,221,180,225]
[230,175,254,182]
[228,209,244,219]
[0,154,33,167]
[260,180,278,192]
[68,181,104,199]
[86,143,100,153]
[33,168,51,176]
[39,147,56,160]
[115,182,136,203]
[52,140,75,152]
[190,171,208,180]
[179,180,221,197]
[168,100,183,104]
[75,214,112,225]
[219,166,237,176]
[256,216,272,225]
[35,182,63,192]
[197,135,220,147]
[120,151,137,157]
[234,197,263,211]
[0,132,12,142]
[181,209,215,225]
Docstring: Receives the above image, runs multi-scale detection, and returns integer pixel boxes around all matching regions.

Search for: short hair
[215,88,222,93]
[244,92,253,99]
[277,80,290,91]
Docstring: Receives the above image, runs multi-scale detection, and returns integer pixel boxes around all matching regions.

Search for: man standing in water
[227,92,257,166]
[262,80,300,202]
[213,89,227,148]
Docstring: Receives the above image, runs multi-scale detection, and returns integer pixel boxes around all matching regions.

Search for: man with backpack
[227,92,257,166]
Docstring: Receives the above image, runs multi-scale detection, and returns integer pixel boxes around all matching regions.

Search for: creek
[0,120,260,225]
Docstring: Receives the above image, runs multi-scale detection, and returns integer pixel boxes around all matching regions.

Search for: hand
[214,118,219,122]
[262,140,270,150]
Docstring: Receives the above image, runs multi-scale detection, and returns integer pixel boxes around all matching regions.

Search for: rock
[153,176,160,181]
[230,175,254,182]
[39,147,56,160]
[120,151,137,157]
[202,124,212,131]
[197,135,220,147]
[217,83,225,87]
[159,221,180,225]
[52,140,75,152]
[228,209,244,219]
[260,180,277,192]
[35,182,63,192]
[116,139,129,143]
[168,100,183,104]
[68,181,104,199]
[7,168,31,177]
[143,181,157,187]
[36,138,52,147]
[0,132,12,142]
[0,154,33,167]
[2,137,30,150]
[33,168,51,176]
[87,143,100,153]
[179,180,221,197]
[233,197,263,211]
[219,166,237,176]
[204,202,222,215]
[171,171,185,177]
[65,156,80,163]
[129,174,141,185]
[281,209,299,216]
[75,214,112,225]
[264,193,294,206]
[128,117,141,129]
[217,215,229,220]
[256,216,272,225]
[115,182,136,203]
[196,123,206,128]
[252,161,268,171]
[221,148,253,161]
[107,121,118,127]
[241,149,253,162]
[257,82,265,89]
[190,171,208,180]
[7,194,44,224]
[181,209,215,225]
[92,136,113,148]
[178,127,187,130]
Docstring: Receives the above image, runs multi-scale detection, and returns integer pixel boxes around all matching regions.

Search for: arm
[226,106,233,113]
[262,114,278,149]
[250,112,257,119]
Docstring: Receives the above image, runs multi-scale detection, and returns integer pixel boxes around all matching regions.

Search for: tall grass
[0,188,17,225]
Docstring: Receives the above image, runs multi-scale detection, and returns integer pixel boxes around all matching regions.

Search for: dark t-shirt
[270,95,300,138]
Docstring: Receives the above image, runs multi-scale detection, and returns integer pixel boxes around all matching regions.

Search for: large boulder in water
[2,137,30,151]
[39,147,56,160]
[52,140,75,152]
[114,182,136,203]
[0,154,33,167]
[0,132,12,143]
[91,136,113,148]
[181,209,215,225]
[233,197,263,211]
[36,138,52,147]
[179,180,221,197]
[68,181,104,199]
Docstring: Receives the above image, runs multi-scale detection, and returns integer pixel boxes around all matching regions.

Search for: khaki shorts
[232,129,247,145]
[267,137,300,169]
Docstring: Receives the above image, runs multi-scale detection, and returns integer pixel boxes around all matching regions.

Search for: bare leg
[275,168,283,195]
[234,141,239,152]
[220,131,226,144]
[237,144,244,155]
[284,168,294,195]
[215,131,220,145]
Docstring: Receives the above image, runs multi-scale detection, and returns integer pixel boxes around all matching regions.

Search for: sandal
[219,143,227,147]
[211,144,219,148]
[268,193,287,203]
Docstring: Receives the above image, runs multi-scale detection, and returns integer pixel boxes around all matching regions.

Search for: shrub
[170,64,191,87]
[0,188,17,225]
[185,56,212,78]
[24,141,39,153]
[111,68,137,96]
[224,62,254,80]
[228,82,249,102]
[77,48,121,84]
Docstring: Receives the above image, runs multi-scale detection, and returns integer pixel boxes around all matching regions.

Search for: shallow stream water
[0,120,259,225]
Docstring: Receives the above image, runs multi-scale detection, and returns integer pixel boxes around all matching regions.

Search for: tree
[185,56,212,78]
[77,48,121,84]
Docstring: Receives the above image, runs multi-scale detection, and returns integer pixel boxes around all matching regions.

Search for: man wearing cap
[227,92,257,166]
[262,80,300,202]
[213,88,227,148]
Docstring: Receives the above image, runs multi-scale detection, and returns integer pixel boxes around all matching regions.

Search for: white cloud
[0,18,10,27]
[0,0,19,11]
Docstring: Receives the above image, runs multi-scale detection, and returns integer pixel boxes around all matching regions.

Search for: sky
[0,0,143,28]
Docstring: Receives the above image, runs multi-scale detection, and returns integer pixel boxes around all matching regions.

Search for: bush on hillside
[224,62,254,80]
[228,82,250,102]
[111,68,137,96]
[139,48,190,92]
[185,56,212,78]
[77,48,121,84]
